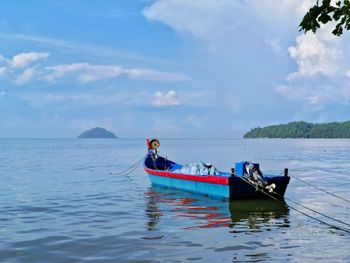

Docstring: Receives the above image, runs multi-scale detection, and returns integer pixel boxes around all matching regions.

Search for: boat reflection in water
[144,186,290,231]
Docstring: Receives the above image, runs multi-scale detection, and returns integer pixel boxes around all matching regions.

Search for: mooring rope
[288,173,350,203]
[237,175,350,234]
[112,155,146,178]
[283,196,350,227]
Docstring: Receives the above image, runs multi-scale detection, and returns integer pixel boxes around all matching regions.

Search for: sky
[0,0,349,138]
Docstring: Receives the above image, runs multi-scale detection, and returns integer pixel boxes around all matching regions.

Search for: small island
[78,127,118,138]
[244,121,350,138]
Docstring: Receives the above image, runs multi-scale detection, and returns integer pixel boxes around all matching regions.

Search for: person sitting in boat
[147,138,160,160]
[146,139,169,170]
[245,162,276,192]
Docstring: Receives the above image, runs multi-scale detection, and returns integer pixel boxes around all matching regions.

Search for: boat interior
[144,155,182,171]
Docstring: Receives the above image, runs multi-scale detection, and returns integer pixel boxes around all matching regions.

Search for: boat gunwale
[144,167,230,185]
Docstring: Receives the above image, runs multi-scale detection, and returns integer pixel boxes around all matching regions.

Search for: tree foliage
[300,0,350,36]
[244,121,350,138]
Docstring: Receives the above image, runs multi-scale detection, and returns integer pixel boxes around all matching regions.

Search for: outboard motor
[235,161,276,192]
[245,162,263,182]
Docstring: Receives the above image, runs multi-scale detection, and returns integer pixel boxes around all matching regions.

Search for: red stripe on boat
[144,167,229,185]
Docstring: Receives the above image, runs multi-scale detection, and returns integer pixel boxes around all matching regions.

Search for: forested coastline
[244,121,350,138]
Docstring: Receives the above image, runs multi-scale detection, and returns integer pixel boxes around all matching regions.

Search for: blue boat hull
[148,174,230,199]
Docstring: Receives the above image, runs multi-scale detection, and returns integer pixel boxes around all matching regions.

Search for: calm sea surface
[0,138,349,262]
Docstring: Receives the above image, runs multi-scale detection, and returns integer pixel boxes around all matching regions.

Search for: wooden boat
[144,139,290,200]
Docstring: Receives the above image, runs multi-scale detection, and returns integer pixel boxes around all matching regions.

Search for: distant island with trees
[78,127,118,138]
[244,121,350,138]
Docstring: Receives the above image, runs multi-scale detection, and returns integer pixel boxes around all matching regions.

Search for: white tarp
[174,161,221,176]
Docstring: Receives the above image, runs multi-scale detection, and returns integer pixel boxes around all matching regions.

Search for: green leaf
[322,0,331,8]
[333,9,342,20]
[318,13,332,23]
[332,24,343,35]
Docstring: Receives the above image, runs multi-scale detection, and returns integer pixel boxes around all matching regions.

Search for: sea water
[0,138,349,262]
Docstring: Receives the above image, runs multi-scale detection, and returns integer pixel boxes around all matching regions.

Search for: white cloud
[153,90,180,107]
[143,0,314,52]
[10,52,49,69]
[144,0,252,56]
[144,0,348,78]
[144,0,349,79]
[144,0,242,40]
[280,22,350,108]
[250,0,315,22]
[79,66,124,82]
[288,31,341,78]
[0,51,189,85]
[14,68,36,85]
[45,63,188,83]
[0,52,46,84]
[44,63,124,82]
[44,63,85,81]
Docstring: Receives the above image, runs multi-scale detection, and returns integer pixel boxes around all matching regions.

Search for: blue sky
[0,0,349,138]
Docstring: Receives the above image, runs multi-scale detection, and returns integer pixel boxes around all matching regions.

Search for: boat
[144,139,290,200]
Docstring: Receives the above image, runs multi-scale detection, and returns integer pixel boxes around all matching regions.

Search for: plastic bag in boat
[174,161,221,176]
